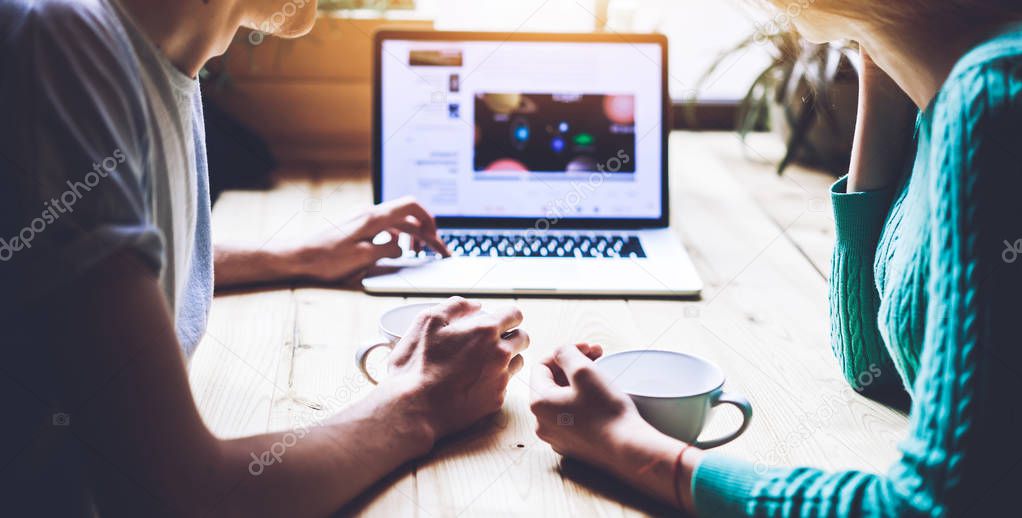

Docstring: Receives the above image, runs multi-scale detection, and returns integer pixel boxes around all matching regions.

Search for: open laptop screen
[376,33,667,225]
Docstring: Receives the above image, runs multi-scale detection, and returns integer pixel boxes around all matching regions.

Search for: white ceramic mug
[595,350,752,448]
[355,302,438,385]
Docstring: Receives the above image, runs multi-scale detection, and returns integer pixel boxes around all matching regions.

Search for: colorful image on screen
[473,93,636,174]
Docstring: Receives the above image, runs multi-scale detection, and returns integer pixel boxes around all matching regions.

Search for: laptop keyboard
[423,232,647,259]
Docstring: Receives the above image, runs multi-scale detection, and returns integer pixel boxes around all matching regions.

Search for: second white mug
[595,349,752,448]
[354,302,438,385]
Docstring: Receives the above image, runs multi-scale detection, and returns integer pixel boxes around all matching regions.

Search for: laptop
[363,30,702,297]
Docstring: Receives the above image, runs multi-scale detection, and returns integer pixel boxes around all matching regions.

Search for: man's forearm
[213,243,301,287]
[217,379,434,517]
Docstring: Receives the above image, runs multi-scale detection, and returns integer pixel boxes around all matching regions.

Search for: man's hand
[290,196,452,282]
[381,297,530,441]
[215,196,452,287]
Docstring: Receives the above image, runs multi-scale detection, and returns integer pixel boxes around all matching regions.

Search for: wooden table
[189,132,908,516]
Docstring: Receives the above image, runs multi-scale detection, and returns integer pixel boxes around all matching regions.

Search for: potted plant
[691,30,860,176]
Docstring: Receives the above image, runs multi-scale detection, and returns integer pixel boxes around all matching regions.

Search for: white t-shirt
[0,0,213,514]
[1,0,212,354]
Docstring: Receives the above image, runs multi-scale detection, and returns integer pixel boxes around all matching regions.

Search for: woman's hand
[530,344,703,512]
[381,297,530,442]
[529,344,649,470]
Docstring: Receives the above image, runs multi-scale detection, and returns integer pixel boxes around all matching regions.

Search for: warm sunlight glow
[432,0,773,101]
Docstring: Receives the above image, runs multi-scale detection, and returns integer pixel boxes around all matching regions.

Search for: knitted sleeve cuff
[831,176,896,252]
[692,453,762,518]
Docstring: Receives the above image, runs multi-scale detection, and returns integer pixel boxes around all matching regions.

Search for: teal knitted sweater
[692,28,1022,517]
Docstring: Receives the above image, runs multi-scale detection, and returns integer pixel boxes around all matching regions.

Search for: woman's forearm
[847,50,917,193]
[601,421,706,514]
[217,379,435,517]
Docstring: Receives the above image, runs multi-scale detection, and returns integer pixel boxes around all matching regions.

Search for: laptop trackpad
[363,257,678,294]
[481,261,580,289]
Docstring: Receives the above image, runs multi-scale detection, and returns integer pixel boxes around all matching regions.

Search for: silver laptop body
[364,30,701,297]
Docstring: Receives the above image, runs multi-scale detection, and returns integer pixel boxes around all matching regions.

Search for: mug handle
[355,341,393,385]
[693,391,753,449]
